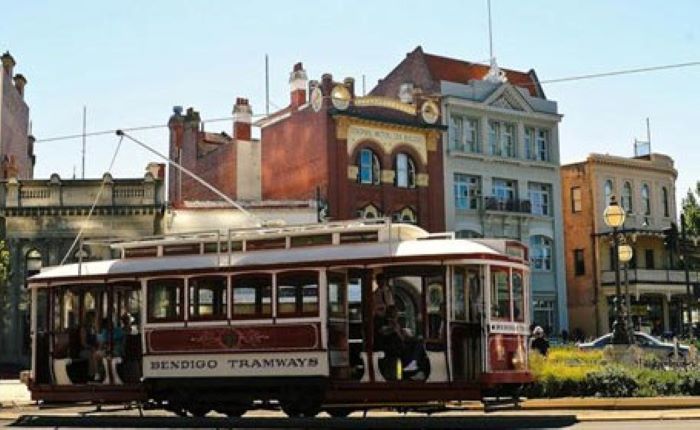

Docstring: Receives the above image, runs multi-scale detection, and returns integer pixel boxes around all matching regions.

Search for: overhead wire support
[115,130,262,226]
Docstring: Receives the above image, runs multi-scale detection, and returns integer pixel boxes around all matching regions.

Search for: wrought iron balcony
[601,268,700,285]
[482,196,532,214]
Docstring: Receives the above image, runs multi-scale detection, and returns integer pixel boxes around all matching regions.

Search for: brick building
[168,99,260,205]
[561,152,695,337]
[371,47,567,333]
[0,52,35,180]
[257,63,446,231]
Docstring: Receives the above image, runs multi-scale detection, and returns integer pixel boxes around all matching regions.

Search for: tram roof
[29,220,527,286]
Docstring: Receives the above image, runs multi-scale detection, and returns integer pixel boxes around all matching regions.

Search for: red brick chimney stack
[289,62,308,108]
[233,97,252,140]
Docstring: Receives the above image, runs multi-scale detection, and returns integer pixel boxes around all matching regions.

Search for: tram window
[426,281,445,340]
[490,269,511,320]
[512,271,524,322]
[276,271,319,317]
[189,276,227,320]
[231,274,272,318]
[147,279,184,322]
[328,273,347,319]
[59,289,79,330]
[452,268,468,321]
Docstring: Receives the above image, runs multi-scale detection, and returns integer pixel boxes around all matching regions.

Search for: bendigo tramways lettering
[150,356,319,371]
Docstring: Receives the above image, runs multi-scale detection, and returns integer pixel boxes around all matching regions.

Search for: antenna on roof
[483,0,507,84]
[265,54,270,115]
[634,117,652,157]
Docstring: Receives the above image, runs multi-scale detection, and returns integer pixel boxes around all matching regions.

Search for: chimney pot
[1,51,16,76]
[289,62,308,108]
[233,97,253,140]
[13,74,27,98]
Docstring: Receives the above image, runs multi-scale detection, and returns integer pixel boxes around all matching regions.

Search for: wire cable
[60,134,125,265]
[32,60,700,144]
[116,130,263,226]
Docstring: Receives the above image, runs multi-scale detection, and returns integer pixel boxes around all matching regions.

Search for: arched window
[25,249,42,278]
[662,186,670,218]
[604,180,614,206]
[641,184,651,215]
[621,182,633,213]
[395,153,416,188]
[357,203,381,219]
[529,235,553,272]
[358,148,381,185]
[393,207,417,224]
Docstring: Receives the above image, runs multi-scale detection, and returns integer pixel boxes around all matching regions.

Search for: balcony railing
[601,268,700,285]
[483,196,532,214]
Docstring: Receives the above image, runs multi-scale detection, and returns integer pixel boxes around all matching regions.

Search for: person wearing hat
[531,326,549,356]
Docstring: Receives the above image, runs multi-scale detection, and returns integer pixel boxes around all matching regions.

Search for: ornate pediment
[485,85,532,113]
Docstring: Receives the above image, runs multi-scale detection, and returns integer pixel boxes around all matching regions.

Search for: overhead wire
[32,60,700,144]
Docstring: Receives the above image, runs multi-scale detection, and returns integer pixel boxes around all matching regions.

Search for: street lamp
[618,243,634,342]
[603,195,631,344]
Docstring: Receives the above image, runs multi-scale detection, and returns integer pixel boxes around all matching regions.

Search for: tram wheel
[216,406,247,418]
[187,406,210,417]
[326,407,353,417]
[281,396,321,417]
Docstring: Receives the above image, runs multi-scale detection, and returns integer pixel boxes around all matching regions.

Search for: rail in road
[10,414,578,429]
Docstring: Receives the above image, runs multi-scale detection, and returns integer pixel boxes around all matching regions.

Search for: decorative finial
[483,57,508,84]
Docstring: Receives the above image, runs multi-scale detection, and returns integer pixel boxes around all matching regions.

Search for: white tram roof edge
[29,221,525,285]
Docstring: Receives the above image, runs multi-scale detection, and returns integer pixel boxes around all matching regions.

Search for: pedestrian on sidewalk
[531,326,549,356]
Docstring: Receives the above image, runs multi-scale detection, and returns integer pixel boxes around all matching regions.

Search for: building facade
[0,168,165,367]
[371,47,567,333]
[561,152,693,338]
[256,62,446,232]
[0,52,34,180]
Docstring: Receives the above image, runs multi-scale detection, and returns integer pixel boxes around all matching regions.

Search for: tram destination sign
[488,321,530,335]
[144,351,329,378]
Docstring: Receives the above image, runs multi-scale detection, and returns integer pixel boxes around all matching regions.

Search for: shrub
[584,366,638,397]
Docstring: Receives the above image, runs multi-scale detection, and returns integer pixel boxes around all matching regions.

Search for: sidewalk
[0,380,30,408]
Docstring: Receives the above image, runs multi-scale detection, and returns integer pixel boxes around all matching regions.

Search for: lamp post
[619,243,634,341]
[603,195,631,344]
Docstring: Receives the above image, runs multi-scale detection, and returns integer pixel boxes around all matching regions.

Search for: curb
[521,397,700,410]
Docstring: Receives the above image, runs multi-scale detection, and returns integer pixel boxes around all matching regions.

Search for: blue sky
[2,0,699,206]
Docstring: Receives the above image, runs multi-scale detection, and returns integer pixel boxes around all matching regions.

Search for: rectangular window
[574,249,585,276]
[188,276,227,320]
[491,269,510,320]
[536,129,549,161]
[492,178,517,205]
[512,271,525,322]
[571,187,582,213]
[488,121,516,157]
[524,127,535,160]
[231,274,272,318]
[277,271,319,317]
[645,249,654,269]
[328,273,347,319]
[147,279,184,322]
[454,173,481,210]
[451,115,479,152]
[528,182,551,216]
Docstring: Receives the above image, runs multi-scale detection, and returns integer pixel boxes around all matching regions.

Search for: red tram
[26,219,532,417]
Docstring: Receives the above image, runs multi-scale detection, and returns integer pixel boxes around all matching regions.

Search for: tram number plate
[489,322,529,334]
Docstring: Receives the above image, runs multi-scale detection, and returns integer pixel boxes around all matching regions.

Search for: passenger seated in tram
[93,318,125,381]
[78,311,98,379]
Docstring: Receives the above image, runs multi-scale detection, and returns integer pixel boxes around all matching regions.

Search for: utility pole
[81,106,86,179]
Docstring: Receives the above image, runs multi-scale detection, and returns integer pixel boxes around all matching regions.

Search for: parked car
[578,331,690,361]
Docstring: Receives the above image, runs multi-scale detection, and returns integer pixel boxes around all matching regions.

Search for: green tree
[0,240,9,284]
[682,181,700,236]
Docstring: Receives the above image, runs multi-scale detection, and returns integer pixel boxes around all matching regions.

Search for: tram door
[32,288,52,384]
[327,272,350,378]
[450,266,483,381]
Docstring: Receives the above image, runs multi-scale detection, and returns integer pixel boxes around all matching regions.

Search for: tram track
[8,414,578,429]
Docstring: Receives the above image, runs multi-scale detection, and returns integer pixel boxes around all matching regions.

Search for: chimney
[146,162,166,179]
[1,52,15,76]
[343,77,355,98]
[289,62,308,108]
[232,97,252,140]
[13,74,27,98]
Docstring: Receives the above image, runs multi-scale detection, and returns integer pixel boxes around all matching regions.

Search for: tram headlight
[512,337,526,370]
